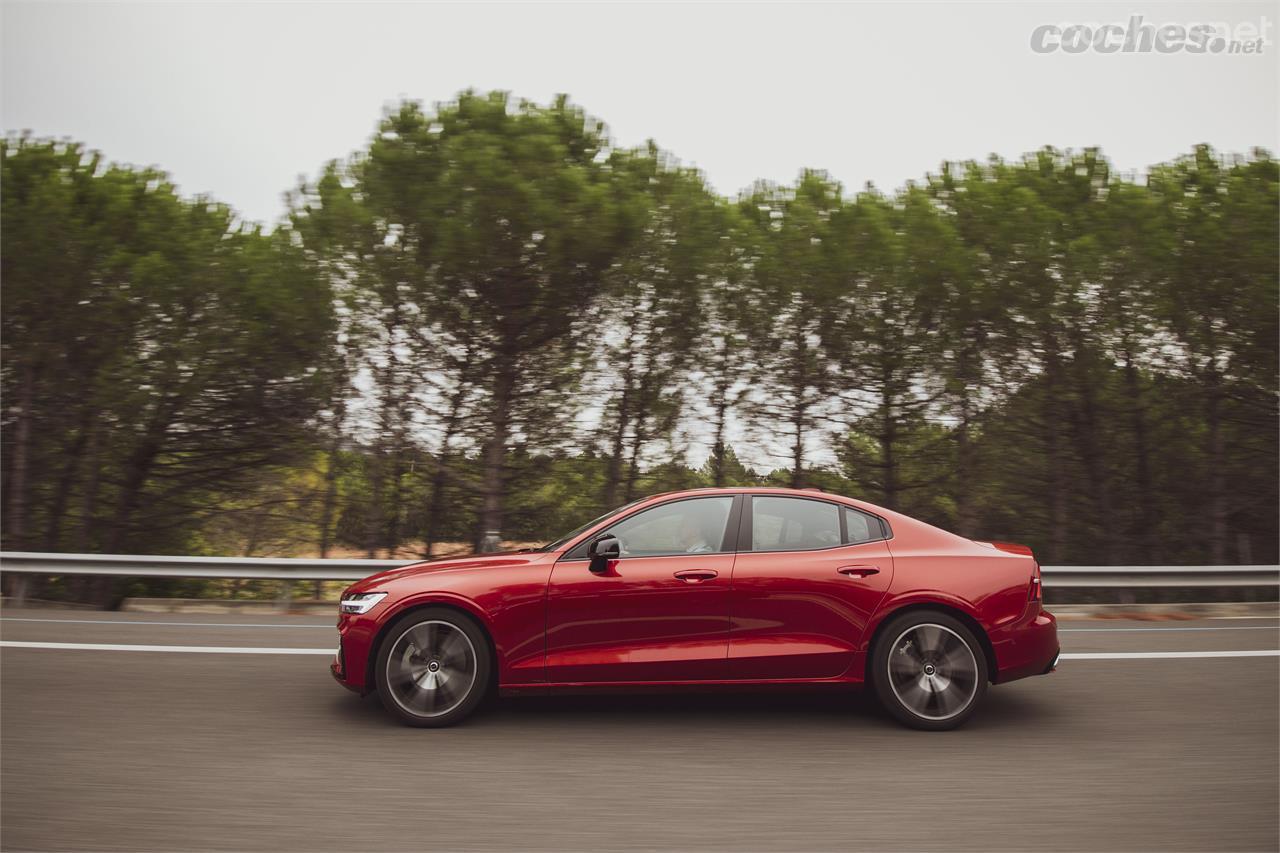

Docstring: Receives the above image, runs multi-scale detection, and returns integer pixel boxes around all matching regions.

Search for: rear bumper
[1043,648,1061,674]
[993,608,1059,684]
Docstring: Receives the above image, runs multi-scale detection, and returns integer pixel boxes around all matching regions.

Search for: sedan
[331,487,1059,730]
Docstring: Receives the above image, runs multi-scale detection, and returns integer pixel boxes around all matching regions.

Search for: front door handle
[674,569,719,583]
[837,565,880,578]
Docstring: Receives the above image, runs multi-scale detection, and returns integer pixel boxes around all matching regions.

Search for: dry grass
[291,540,545,560]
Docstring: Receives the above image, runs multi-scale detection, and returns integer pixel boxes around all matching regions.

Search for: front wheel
[871,610,988,730]
[374,607,492,727]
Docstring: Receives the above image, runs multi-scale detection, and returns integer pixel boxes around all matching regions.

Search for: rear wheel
[374,607,492,727]
[871,610,988,731]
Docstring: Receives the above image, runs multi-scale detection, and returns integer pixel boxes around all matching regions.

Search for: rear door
[727,495,894,680]
[545,495,740,683]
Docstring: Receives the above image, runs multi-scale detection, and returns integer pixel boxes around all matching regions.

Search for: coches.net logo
[1031,14,1271,54]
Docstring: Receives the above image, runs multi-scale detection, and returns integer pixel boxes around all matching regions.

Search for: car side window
[752,496,841,552]
[567,497,735,559]
[844,506,887,544]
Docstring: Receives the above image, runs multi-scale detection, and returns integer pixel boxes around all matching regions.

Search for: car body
[332,487,1058,729]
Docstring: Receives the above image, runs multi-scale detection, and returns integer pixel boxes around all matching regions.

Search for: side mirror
[588,534,621,574]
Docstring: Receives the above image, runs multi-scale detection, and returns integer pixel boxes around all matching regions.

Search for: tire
[374,607,493,727]
[871,609,989,731]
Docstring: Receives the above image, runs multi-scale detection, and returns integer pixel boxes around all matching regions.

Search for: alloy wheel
[886,622,980,721]
[384,619,479,718]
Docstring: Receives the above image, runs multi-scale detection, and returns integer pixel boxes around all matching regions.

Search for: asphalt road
[2,609,1277,852]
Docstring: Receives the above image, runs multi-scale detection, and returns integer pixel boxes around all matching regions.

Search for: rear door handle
[674,569,719,583]
[837,565,880,578]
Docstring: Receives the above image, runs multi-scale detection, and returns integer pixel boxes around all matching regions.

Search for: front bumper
[331,611,379,695]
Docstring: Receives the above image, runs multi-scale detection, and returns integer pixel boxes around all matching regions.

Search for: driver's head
[678,516,710,548]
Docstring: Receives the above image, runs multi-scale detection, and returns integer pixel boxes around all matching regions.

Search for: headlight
[339,592,387,615]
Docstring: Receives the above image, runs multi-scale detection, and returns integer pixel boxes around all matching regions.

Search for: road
[2,609,1277,852]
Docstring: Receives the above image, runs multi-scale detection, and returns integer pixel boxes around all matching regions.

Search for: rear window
[844,506,887,544]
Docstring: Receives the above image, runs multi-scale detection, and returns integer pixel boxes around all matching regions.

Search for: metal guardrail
[0,551,406,581]
[1039,565,1280,588]
[1,550,1277,602]
[0,551,409,608]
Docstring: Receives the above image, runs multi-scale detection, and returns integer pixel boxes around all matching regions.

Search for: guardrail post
[11,574,29,608]
[277,579,293,613]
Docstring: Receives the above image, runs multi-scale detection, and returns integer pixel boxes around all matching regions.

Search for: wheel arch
[865,601,998,684]
[364,600,500,694]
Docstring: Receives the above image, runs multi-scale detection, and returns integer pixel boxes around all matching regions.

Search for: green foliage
[1,137,335,590]
[3,105,1276,598]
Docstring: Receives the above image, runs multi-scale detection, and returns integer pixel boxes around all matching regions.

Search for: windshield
[537,498,646,552]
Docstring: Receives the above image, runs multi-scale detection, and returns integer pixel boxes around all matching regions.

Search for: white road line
[1060,650,1280,660]
[0,617,333,628]
[1060,626,1279,633]
[0,641,333,654]
[2,640,1279,660]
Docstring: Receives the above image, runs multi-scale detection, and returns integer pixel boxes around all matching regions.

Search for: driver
[677,516,716,554]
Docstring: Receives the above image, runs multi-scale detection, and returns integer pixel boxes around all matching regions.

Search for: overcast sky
[3,0,1276,226]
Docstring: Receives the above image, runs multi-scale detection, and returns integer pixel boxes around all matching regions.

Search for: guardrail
[1038,565,1280,588]
[1,551,1277,608]
[0,552,407,581]
[0,551,409,608]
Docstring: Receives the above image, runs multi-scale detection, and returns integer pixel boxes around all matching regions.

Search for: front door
[545,495,740,683]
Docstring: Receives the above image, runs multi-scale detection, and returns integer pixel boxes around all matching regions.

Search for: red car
[332,487,1058,730]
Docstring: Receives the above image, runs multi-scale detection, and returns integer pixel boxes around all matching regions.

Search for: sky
[3,0,1276,227]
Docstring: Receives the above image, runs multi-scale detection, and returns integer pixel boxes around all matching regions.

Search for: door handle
[673,569,719,583]
[837,565,880,578]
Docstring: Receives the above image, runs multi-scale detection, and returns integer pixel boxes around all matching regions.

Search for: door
[727,496,894,680]
[545,495,740,683]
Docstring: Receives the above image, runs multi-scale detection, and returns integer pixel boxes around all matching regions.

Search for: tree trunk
[43,410,94,550]
[106,411,170,554]
[880,399,898,509]
[317,414,343,596]
[5,363,36,550]
[422,345,474,558]
[1072,369,1116,564]
[1042,351,1067,564]
[790,401,806,489]
[367,315,403,558]
[364,448,383,559]
[1123,346,1157,561]
[385,447,406,557]
[623,415,647,503]
[879,360,899,510]
[789,330,809,489]
[422,453,450,560]
[318,432,342,560]
[1205,362,1227,564]
[99,412,168,609]
[68,418,102,601]
[422,427,460,559]
[602,346,635,509]
[478,355,517,551]
[953,391,976,537]
[710,374,730,487]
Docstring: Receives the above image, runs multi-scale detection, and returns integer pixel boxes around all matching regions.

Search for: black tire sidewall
[374,606,493,727]
[871,609,989,731]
